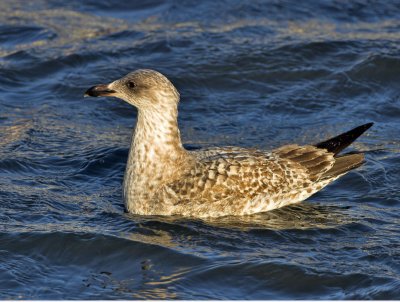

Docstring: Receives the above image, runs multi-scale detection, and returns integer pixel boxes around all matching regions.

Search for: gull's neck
[133,106,185,160]
[123,104,188,213]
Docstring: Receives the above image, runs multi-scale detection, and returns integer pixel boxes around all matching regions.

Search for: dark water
[1,0,400,299]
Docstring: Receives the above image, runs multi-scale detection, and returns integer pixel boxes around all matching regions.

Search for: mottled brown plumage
[84,69,372,218]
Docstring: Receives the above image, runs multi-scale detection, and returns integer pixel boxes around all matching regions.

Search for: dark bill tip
[84,84,116,97]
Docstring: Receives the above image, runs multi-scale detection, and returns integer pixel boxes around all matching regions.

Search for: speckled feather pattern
[87,69,366,218]
[147,145,339,217]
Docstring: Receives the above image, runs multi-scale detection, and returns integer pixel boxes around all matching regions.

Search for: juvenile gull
[85,69,373,218]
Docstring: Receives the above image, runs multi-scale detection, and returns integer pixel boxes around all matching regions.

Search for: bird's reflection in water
[114,202,361,299]
[128,201,355,232]
[205,202,355,231]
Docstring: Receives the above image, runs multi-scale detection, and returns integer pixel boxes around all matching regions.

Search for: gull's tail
[315,122,373,179]
[315,122,373,156]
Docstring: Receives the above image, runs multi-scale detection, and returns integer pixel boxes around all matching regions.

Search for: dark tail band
[315,122,373,156]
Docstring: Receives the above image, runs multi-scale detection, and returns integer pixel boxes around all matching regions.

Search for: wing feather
[274,144,335,181]
[158,151,311,207]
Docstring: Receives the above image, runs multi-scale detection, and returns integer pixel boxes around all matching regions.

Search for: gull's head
[84,69,180,110]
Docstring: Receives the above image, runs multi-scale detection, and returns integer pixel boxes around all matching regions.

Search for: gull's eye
[127,81,135,89]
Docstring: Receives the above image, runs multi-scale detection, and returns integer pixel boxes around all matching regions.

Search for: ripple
[0,0,399,299]
[0,25,56,50]
[76,146,126,177]
[183,261,399,299]
[348,54,400,84]
[0,231,205,299]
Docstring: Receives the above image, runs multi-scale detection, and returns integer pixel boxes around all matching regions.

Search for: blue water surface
[0,0,399,299]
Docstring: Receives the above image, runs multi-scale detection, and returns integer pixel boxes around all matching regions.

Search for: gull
[85,69,373,218]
